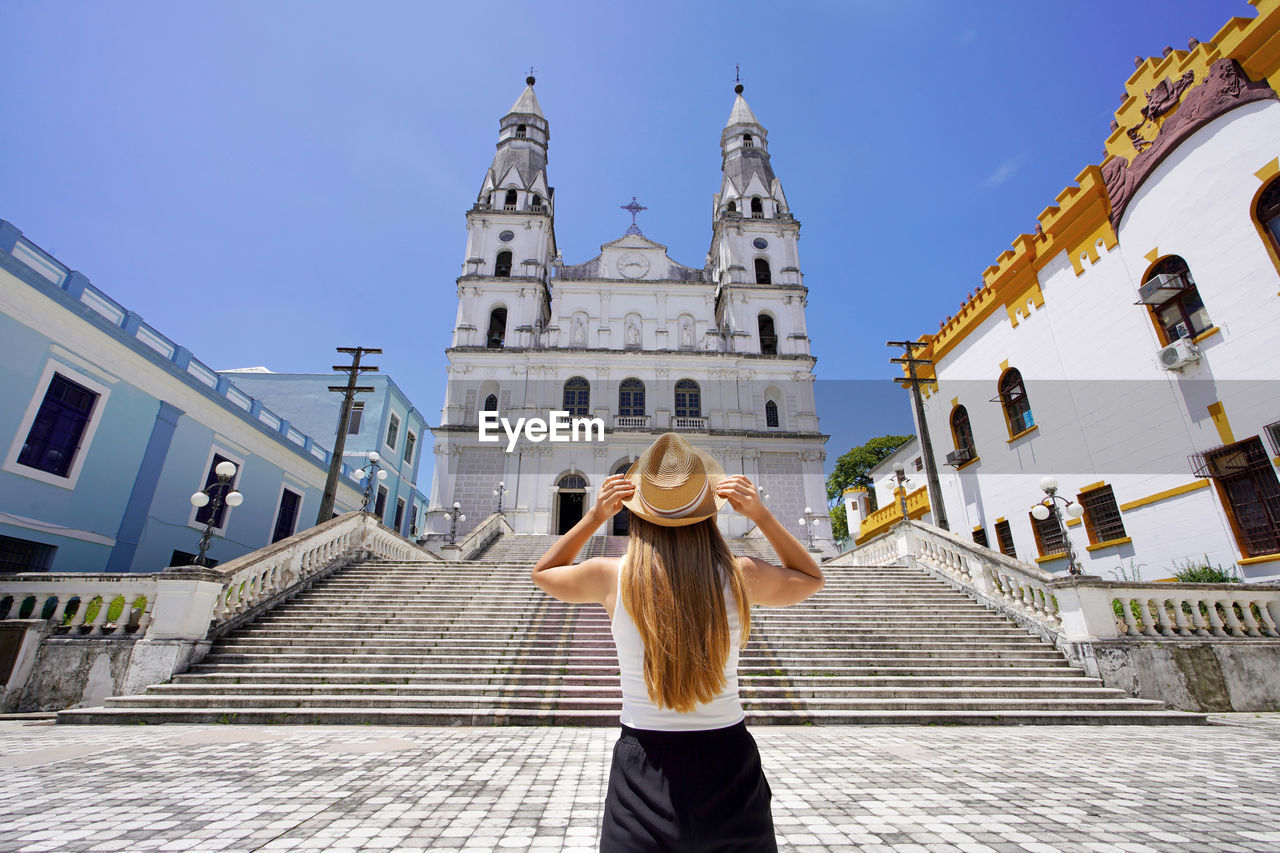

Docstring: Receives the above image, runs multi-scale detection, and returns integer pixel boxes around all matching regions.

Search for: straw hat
[621,433,726,527]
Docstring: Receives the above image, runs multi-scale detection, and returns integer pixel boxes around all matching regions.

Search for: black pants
[600,721,777,852]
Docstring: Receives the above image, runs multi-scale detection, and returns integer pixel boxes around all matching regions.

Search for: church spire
[716,81,785,222]
[477,76,551,209]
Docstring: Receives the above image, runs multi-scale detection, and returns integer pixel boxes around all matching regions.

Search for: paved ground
[3,717,1280,852]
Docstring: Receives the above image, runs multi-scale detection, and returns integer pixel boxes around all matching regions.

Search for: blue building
[0,219,371,573]
[218,371,429,538]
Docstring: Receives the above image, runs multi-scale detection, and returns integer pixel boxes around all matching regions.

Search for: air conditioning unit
[1157,337,1200,371]
[1137,271,1191,305]
[945,447,973,467]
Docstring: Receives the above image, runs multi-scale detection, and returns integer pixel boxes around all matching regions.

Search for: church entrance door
[556,474,587,535]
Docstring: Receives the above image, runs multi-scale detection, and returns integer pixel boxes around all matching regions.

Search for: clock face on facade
[617,254,650,279]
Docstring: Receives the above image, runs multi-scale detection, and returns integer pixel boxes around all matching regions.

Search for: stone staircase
[59,553,1205,725]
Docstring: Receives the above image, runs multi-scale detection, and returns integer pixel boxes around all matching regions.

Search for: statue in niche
[572,315,586,345]
[626,320,640,346]
[680,318,693,348]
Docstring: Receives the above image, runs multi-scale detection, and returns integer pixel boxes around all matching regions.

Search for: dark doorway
[558,492,584,534]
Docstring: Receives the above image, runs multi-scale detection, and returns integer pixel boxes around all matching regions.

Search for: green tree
[825,434,914,515]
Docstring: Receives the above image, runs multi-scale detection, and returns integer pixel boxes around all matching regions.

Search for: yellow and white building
[903,1,1280,581]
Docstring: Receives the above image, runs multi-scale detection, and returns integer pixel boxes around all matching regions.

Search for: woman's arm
[716,474,824,606]
[531,473,635,604]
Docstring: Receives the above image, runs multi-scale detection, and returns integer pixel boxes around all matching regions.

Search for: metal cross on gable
[621,196,647,236]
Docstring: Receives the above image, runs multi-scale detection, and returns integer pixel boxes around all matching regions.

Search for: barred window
[972,527,989,548]
[994,520,1016,558]
[1030,508,1067,559]
[563,376,590,417]
[1079,485,1126,544]
[765,400,779,428]
[998,368,1034,436]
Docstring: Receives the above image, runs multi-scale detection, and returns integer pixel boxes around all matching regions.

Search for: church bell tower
[452,76,557,351]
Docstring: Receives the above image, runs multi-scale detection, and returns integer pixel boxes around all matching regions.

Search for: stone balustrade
[834,519,1280,711]
[1,511,435,712]
[442,512,515,561]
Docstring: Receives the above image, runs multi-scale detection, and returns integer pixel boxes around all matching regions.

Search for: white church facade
[426,79,830,545]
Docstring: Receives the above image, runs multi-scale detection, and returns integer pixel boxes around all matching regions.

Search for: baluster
[1169,599,1193,636]
[1205,600,1227,637]
[85,596,110,636]
[1137,598,1158,636]
[1236,599,1263,637]
[1253,600,1279,637]
[1153,599,1175,637]
[1120,598,1141,636]
[1220,599,1245,637]
[1187,599,1211,636]
[134,595,154,635]
[48,595,70,624]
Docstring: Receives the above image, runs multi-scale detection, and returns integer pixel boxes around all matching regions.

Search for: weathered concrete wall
[18,637,137,712]
[1075,638,1280,712]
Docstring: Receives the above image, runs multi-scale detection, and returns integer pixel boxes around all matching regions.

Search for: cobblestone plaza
[4,719,1280,852]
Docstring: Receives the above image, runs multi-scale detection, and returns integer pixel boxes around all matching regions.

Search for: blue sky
[0,0,1248,486]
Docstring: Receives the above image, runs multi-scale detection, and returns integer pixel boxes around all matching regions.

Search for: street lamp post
[798,506,824,551]
[892,462,911,520]
[443,501,467,544]
[1030,475,1086,575]
[189,461,244,567]
[353,451,388,514]
[493,481,508,515]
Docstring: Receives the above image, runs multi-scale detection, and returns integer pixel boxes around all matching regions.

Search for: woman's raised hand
[716,475,769,522]
[592,473,636,521]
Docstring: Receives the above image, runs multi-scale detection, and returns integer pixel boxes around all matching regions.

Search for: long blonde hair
[620,516,751,712]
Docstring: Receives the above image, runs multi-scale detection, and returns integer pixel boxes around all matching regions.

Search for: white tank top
[611,565,746,731]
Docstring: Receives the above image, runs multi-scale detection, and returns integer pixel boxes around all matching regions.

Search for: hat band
[638,478,709,519]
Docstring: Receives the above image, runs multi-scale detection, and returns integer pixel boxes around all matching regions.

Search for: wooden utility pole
[315,346,381,524]
[888,340,950,532]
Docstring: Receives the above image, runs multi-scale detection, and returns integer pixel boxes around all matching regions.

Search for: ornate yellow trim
[1258,157,1280,183]
[1144,247,1161,263]
[1085,536,1134,552]
[1035,553,1068,565]
[1192,326,1222,345]
[1240,553,1280,566]
[1005,279,1045,328]
[999,359,1010,373]
[1208,401,1235,445]
[1078,481,1107,493]
[955,455,981,471]
[905,1,1280,377]
[1006,425,1039,443]
[1117,479,1209,512]
[1066,517,1081,528]
[855,485,930,544]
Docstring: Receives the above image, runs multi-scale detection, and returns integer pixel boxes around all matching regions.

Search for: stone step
[230,627,1042,642]
[213,638,1056,654]
[57,706,1206,726]
[172,668,1091,686]
[101,693,1170,713]
[140,683,1138,700]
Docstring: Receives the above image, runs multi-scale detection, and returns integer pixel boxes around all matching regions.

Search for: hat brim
[620,451,727,528]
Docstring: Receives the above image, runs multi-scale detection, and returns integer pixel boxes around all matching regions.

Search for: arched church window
[951,405,976,460]
[504,189,518,210]
[674,379,700,419]
[758,313,777,354]
[765,400,779,428]
[1141,255,1210,343]
[563,376,590,417]
[751,197,764,218]
[618,378,645,417]
[998,368,1034,437]
[558,474,586,490]
[487,307,507,349]
[495,251,512,278]
[754,258,772,285]
[483,394,498,412]
[743,133,754,148]
[727,200,737,214]
[531,193,542,210]
[515,124,527,138]
[1256,177,1280,263]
